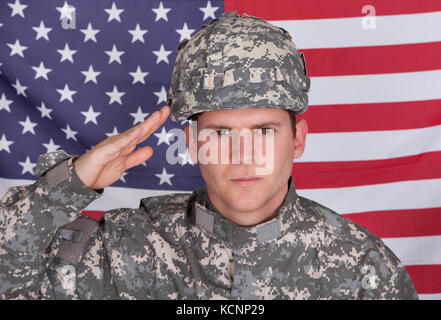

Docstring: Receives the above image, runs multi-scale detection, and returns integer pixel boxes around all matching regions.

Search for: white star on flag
[42,139,60,153]
[81,105,101,125]
[12,79,27,97]
[152,1,171,22]
[8,0,28,18]
[153,44,172,64]
[0,93,13,113]
[154,127,173,146]
[0,134,14,153]
[61,124,78,141]
[81,65,101,84]
[129,66,149,84]
[105,44,125,64]
[31,62,52,80]
[36,102,53,119]
[105,86,125,105]
[199,0,219,21]
[119,172,128,183]
[80,23,100,43]
[7,39,28,58]
[155,168,174,185]
[105,2,124,22]
[105,127,120,137]
[57,43,77,63]
[56,84,77,103]
[176,23,196,42]
[32,21,52,41]
[56,1,76,20]
[128,24,148,43]
[153,86,168,104]
[130,106,149,125]
[18,116,37,135]
[18,156,36,175]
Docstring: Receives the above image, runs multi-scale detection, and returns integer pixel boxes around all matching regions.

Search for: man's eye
[254,128,274,135]
[215,129,231,136]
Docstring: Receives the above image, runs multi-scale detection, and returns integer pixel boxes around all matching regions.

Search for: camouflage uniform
[0,150,418,299]
[0,11,418,299]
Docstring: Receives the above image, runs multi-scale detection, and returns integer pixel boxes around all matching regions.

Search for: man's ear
[293,119,308,160]
[184,124,198,163]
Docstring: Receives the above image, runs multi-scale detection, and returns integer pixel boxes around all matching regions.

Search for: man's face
[187,107,307,225]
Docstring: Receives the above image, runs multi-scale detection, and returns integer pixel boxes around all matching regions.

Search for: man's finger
[100,126,142,156]
[124,146,154,170]
[135,106,170,144]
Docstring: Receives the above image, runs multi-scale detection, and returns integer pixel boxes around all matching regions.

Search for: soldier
[0,11,418,299]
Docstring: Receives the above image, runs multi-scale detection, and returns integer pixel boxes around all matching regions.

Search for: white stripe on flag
[297,178,441,215]
[419,293,441,300]
[272,11,441,49]
[297,123,441,162]
[383,235,441,266]
[308,69,441,106]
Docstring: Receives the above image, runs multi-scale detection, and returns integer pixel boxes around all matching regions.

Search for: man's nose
[230,130,253,165]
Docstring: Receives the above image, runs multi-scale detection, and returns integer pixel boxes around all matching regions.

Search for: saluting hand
[73,105,170,190]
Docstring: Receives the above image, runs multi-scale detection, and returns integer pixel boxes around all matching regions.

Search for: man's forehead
[195,108,288,128]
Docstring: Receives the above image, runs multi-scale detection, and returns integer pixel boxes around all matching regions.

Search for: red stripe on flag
[81,210,104,221]
[343,207,441,238]
[300,99,441,133]
[300,42,441,77]
[405,264,441,294]
[293,151,441,189]
[225,0,441,20]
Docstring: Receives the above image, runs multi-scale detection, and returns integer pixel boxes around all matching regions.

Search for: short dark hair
[189,109,296,138]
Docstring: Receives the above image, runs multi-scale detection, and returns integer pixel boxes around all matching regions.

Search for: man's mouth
[231,176,262,187]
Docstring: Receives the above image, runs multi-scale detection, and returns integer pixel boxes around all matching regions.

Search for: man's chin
[227,195,265,214]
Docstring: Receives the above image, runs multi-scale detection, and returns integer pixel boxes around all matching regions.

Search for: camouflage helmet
[167,10,311,122]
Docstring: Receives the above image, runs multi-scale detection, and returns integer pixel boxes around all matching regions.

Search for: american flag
[0,0,440,299]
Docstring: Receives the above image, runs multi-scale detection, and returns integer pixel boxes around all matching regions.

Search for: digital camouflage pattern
[0,151,418,299]
[167,11,311,122]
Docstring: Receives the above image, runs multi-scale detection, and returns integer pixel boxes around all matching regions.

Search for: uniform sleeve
[355,238,419,300]
[0,150,103,299]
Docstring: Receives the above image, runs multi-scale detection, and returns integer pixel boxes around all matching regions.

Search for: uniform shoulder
[296,196,417,299]
[297,195,383,249]
[101,192,194,228]
[139,192,194,220]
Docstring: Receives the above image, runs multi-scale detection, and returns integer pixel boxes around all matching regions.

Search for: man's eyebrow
[202,121,282,129]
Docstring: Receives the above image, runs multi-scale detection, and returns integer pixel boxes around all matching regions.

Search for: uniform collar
[190,177,299,248]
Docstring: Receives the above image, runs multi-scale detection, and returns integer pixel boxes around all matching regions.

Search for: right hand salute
[73,105,170,190]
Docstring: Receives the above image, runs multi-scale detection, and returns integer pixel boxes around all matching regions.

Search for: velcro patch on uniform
[257,220,281,243]
[195,203,214,235]
[56,217,98,265]
[46,159,70,188]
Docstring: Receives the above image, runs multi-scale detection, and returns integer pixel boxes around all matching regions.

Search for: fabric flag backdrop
[0,0,440,299]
